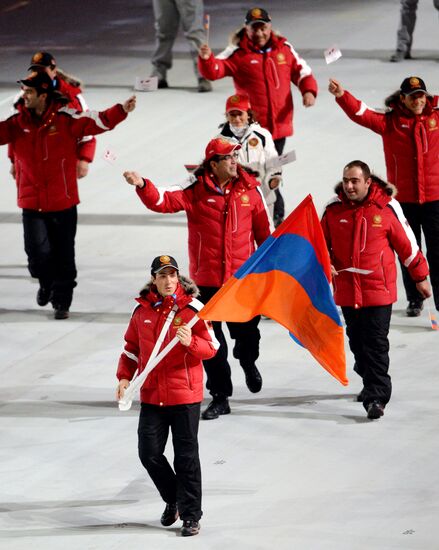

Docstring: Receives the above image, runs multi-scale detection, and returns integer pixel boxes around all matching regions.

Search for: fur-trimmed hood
[139,274,200,299]
[331,176,398,209]
[384,89,434,114]
[57,68,82,89]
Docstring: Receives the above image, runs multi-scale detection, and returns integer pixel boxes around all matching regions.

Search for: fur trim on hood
[57,68,82,88]
[384,89,433,109]
[334,175,397,197]
[139,274,200,298]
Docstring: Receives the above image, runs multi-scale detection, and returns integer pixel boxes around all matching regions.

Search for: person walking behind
[123,137,271,419]
[390,0,439,62]
[329,76,439,317]
[198,7,317,226]
[0,71,136,319]
[321,161,431,420]
[116,255,218,536]
[150,0,212,92]
[9,51,96,180]
[217,93,281,220]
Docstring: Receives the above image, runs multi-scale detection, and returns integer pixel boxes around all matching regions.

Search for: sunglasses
[218,151,240,161]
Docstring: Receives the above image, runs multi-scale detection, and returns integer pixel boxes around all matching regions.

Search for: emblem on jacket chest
[240,194,250,206]
[428,118,437,130]
[248,137,259,147]
[372,214,382,227]
[173,316,182,326]
[277,53,286,65]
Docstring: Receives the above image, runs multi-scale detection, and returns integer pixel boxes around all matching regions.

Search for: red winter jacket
[198,31,317,140]
[9,73,96,164]
[335,90,439,204]
[117,278,219,406]
[0,99,127,212]
[136,166,271,287]
[55,75,96,162]
[321,180,429,308]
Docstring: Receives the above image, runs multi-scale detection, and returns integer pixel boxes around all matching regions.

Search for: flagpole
[118,314,200,411]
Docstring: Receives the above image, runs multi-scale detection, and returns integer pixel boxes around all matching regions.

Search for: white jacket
[218,122,282,208]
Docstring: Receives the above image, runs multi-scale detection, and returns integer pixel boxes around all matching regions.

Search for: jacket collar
[201,165,260,193]
[237,31,285,53]
[336,182,392,209]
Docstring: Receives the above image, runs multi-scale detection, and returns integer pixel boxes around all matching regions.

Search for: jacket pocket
[184,354,193,390]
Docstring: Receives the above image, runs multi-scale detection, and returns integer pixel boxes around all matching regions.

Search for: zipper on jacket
[380,250,390,293]
[61,159,70,198]
[268,57,280,90]
[195,232,202,274]
[184,354,193,390]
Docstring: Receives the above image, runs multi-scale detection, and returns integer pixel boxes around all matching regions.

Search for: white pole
[118,314,199,411]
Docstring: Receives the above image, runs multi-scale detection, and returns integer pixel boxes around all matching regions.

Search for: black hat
[29,51,56,71]
[18,71,54,93]
[400,76,428,96]
[151,255,179,275]
[245,7,271,25]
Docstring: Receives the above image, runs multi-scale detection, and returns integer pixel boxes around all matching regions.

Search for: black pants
[341,305,392,408]
[22,206,77,309]
[399,201,439,310]
[138,402,202,522]
[273,138,287,223]
[198,286,261,398]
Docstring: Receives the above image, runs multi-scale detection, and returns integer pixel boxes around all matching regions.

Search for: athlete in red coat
[9,51,96,179]
[198,7,317,227]
[0,71,136,318]
[116,256,218,537]
[321,160,430,420]
[329,76,439,316]
[123,137,271,420]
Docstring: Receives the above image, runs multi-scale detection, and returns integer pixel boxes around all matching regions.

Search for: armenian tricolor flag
[199,195,348,385]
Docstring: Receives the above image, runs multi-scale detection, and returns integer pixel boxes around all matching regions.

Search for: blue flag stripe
[234,234,341,326]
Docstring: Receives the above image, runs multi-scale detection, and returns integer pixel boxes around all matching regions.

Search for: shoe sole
[161,514,179,527]
[367,409,384,420]
[181,525,200,536]
[201,408,231,420]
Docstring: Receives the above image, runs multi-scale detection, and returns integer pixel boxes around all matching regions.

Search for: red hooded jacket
[335,90,439,204]
[136,166,271,287]
[198,31,317,140]
[9,73,96,164]
[0,100,127,212]
[117,277,219,406]
[321,180,429,308]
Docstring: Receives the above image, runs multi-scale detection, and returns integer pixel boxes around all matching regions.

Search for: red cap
[225,93,251,113]
[204,137,241,161]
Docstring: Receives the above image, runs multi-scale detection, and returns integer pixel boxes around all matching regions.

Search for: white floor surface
[1,1,439,549]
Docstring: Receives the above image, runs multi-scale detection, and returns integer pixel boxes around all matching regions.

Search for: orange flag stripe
[199,270,348,385]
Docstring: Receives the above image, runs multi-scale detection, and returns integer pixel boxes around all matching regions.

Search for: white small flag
[324,46,342,64]
[339,267,373,275]
[266,149,296,170]
[134,76,158,92]
[102,148,117,164]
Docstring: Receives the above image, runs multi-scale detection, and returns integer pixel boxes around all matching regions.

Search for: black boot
[242,364,262,393]
[367,401,385,420]
[181,520,200,536]
[201,397,230,420]
[161,503,178,526]
[406,301,423,317]
[36,287,51,307]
